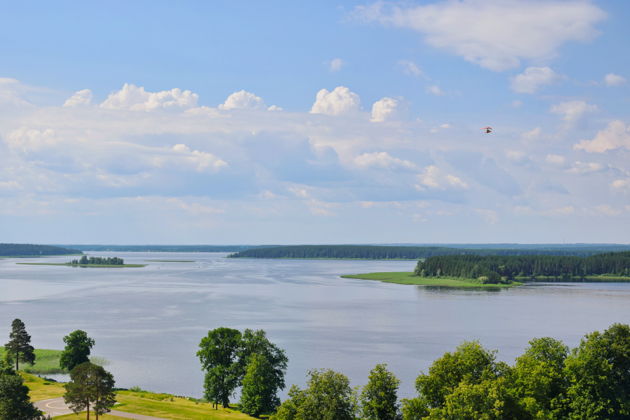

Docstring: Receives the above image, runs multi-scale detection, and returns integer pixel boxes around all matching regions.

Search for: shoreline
[341,272,519,288]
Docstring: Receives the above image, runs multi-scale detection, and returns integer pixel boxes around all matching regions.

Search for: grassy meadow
[341,272,520,288]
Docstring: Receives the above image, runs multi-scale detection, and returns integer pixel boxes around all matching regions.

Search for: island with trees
[17,255,146,268]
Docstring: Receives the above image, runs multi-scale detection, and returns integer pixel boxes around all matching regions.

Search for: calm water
[2,252,630,398]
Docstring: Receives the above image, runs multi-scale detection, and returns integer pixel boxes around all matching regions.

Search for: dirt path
[34,397,167,419]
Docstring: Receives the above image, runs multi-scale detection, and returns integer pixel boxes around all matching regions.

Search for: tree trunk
[87,401,90,420]
[15,351,20,371]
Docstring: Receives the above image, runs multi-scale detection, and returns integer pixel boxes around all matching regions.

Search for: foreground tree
[60,330,95,372]
[5,319,35,371]
[197,327,242,408]
[565,323,630,419]
[361,364,401,420]
[511,337,570,419]
[64,362,115,420]
[271,369,358,420]
[0,360,44,420]
[240,353,280,417]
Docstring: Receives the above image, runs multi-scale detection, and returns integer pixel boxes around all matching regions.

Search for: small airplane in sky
[481,126,493,134]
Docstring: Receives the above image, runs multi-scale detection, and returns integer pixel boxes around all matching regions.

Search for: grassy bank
[341,272,520,288]
[17,262,146,268]
[21,373,256,419]
[1,347,66,374]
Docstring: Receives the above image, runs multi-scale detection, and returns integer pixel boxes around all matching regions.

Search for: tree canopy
[64,362,115,420]
[60,330,95,372]
[0,359,43,420]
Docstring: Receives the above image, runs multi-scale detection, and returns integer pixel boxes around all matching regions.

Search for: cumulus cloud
[329,58,344,72]
[0,77,32,107]
[170,144,228,172]
[611,179,630,192]
[219,90,266,110]
[604,73,626,87]
[567,161,604,175]
[550,100,597,123]
[357,0,605,71]
[575,120,630,153]
[545,154,566,165]
[522,127,542,140]
[100,83,198,111]
[398,60,423,77]
[354,152,416,170]
[6,127,61,153]
[370,97,402,122]
[511,67,562,93]
[426,85,444,96]
[415,165,468,190]
[63,89,93,107]
[311,86,361,116]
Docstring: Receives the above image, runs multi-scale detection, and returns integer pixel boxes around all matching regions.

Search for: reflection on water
[1,252,630,399]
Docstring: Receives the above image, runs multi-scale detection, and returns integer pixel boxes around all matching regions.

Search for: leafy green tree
[240,353,280,417]
[272,369,358,420]
[565,323,630,419]
[0,359,44,420]
[64,362,116,420]
[239,329,288,387]
[361,364,401,420]
[511,337,569,419]
[60,330,95,372]
[4,319,35,371]
[197,327,242,408]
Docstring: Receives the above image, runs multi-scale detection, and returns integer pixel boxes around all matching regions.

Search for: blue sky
[1,0,629,244]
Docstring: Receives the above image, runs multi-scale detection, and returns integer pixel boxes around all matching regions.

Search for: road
[34,397,167,419]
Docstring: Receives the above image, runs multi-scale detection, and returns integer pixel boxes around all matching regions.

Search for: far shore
[17,262,146,268]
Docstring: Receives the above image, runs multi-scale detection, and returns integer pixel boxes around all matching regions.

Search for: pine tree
[4,319,35,371]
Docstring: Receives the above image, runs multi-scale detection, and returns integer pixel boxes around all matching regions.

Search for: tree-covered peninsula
[0,243,80,257]
[415,251,630,282]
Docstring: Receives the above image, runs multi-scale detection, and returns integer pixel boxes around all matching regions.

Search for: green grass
[21,372,67,400]
[341,272,520,288]
[54,414,129,420]
[115,390,257,420]
[1,347,66,374]
[16,263,146,268]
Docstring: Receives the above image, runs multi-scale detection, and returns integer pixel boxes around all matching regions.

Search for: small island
[18,255,146,268]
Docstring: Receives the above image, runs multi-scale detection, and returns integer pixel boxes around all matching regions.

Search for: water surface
[2,252,629,398]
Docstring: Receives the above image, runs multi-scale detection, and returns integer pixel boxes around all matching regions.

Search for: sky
[1,0,629,244]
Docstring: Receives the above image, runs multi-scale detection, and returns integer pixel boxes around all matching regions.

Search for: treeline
[271,323,630,420]
[228,245,630,260]
[415,252,630,281]
[62,244,258,252]
[0,243,80,257]
[70,256,124,265]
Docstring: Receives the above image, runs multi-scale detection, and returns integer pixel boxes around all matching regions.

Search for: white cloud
[426,85,444,96]
[398,60,423,77]
[6,127,61,153]
[329,58,344,72]
[594,204,621,216]
[522,127,541,140]
[611,179,630,192]
[575,120,630,153]
[219,90,265,110]
[101,83,198,111]
[0,77,32,107]
[545,154,566,165]
[311,86,361,116]
[370,97,402,122]
[357,0,605,71]
[170,144,228,172]
[550,100,597,123]
[604,73,626,87]
[267,105,283,111]
[63,89,93,107]
[415,165,468,190]
[511,67,561,93]
[567,161,604,175]
[354,152,416,170]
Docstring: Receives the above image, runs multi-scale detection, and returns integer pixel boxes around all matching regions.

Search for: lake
[2,252,630,399]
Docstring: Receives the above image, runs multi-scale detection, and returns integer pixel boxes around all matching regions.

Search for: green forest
[228,245,630,260]
[69,256,125,265]
[0,243,80,257]
[415,251,630,282]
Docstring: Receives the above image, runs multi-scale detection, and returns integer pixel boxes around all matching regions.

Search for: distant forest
[416,252,630,280]
[61,244,257,252]
[227,244,630,260]
[0,243,80,257]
